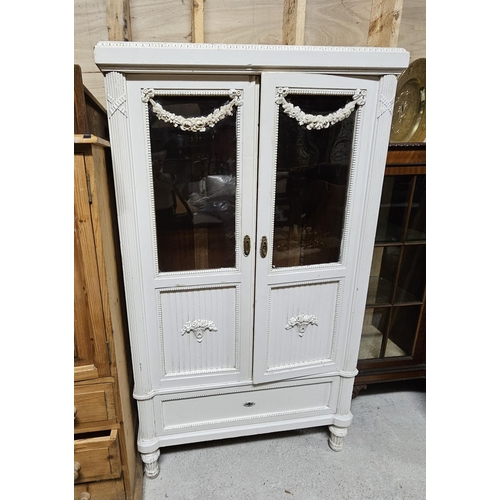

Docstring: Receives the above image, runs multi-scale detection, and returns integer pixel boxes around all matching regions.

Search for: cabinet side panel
[104,71,153,396]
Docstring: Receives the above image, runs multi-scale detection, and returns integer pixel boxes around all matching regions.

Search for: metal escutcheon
[260,236,268,258]
[243,235,251,256]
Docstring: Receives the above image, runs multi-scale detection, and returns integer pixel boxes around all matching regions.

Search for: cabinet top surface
[94,42,409,75]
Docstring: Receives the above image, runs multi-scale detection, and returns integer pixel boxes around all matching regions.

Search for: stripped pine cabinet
[94,42,409,478]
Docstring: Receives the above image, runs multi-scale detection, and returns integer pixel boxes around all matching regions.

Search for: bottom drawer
[74,429,121,484]
[159,381,333,432]
[74,477,125,500]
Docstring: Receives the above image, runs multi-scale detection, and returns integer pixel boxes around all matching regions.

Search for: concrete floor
[142,379,425,500]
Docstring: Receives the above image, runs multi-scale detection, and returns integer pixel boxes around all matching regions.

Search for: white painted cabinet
[95,42,409,478]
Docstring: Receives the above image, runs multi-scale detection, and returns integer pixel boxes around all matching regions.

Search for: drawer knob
[243,401,255,407]
[74,461,81,481]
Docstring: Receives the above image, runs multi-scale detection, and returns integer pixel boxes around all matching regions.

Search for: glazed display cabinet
[94,42,409,478]
[356,142,426,387]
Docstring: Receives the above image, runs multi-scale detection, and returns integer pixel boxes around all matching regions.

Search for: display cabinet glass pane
[358,307,389,359]
[394,245,426,303]
[366,246,400,305]
[375,175,413,243]
[406,175,426,241]
[387,305,422,357]
[148,95,237,273]
[272,94,355,268]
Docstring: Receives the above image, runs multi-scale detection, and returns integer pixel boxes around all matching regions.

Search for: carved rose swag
[141,88,243,132]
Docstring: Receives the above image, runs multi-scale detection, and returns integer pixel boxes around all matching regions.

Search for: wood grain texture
[75,0,425,108]
[74,479,125,500]
[367,0,403,47]
[304,0,372,46]
[204,0,284,44]
[74,429,121,483]
[74,0,109,74]
[130,0,191,42]
[192,0,204,42]
[283,0,307,45]
[74,146,111,379]
[398,0,425,61]
[106,0,132,41]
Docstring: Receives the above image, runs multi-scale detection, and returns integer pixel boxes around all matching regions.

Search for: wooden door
[74,145,111,381]
[253,73,381,384]
[125,77,259,390]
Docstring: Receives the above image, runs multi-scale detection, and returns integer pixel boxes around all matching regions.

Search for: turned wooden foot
[141,450,161,478]
[328,425,348,452]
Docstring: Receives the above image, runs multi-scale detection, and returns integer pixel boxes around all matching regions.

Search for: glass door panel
[406,175,426,241]
[272,94,355,268]
[148,95,238,273]
[394,245,426,303]
[387,305,421,356]
[375,175,413,243]
[367,246,400,305]
[358,307,390,360]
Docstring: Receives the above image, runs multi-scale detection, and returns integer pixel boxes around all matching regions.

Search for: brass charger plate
[390,58,426,143]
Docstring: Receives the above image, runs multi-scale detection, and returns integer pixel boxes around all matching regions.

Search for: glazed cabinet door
[125,76,259,391]
[253,73,381,383]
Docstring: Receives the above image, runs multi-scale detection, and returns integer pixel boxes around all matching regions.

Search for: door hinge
[86,172,93,204]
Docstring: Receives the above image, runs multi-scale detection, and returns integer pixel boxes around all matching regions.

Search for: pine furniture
[74,65,142,500]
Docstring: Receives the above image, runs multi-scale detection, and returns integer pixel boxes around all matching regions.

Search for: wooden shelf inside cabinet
[74,131,142,500]
[356,142,426,389]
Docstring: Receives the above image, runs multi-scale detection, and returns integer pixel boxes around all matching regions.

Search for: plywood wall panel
[74,0,425,118]
[130,0,191,42]
[74,0,109,74]
[304,0,372,47]
[204,0,284,45]
[398,0,426,62]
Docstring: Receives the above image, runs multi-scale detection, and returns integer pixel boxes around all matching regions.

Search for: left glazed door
[126,76,259,390]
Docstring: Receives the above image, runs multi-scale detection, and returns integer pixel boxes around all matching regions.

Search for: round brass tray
[390,58,426,143]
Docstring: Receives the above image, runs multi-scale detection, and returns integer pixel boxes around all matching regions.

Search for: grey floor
[142,379,425,500]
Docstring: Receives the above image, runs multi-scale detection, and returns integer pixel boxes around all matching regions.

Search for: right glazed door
[253,73,381,384]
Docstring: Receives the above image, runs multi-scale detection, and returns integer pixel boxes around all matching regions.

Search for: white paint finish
[253,71,381,385]
[94,42,409,75]
[266,281,339,372]
[123,76,258,394]
[96,44,408,473]
[159,285,239,376]
[160,381,332,430]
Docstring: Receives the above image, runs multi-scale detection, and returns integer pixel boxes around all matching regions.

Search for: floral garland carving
[285,314,319,336]
[141,88,242,132]
[181,319,218,343]
[275,88,366,130]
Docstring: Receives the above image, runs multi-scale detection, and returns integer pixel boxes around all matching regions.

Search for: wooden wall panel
[204,0,284,44]
[398,0,426,62]
[74,0,425,141]
[304,0,372,47]
[130,0,191,42]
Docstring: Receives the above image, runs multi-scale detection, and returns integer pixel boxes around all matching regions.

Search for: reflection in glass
[148,95,237,272]
[272,94,355,268]
[359,307,409,360]
[375,176,412,243]
[395,245,426,303]
[367,246,400,305]
[387,305,421,357]
[407,175,426,241]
